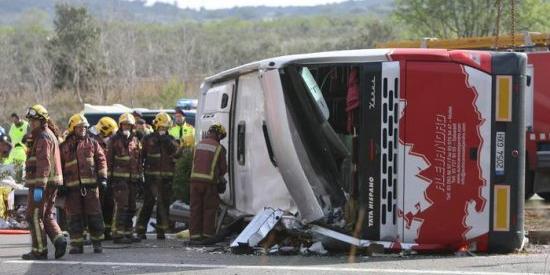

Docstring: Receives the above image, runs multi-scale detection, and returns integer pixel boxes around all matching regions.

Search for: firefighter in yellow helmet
[60,114,108,254]
[107,113,143,243]
[22,104,67,260]
[91,116,118,240]
[189,123,227,244]
[136,112,178,239]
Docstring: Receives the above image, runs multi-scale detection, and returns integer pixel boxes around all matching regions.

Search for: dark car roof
[84,110,195,127]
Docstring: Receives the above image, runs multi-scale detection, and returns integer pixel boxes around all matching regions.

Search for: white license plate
[495,132,505,176]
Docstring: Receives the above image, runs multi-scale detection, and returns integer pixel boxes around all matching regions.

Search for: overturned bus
[195,48,526,253]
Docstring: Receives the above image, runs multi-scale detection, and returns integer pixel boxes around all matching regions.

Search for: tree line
[0,0,549,127]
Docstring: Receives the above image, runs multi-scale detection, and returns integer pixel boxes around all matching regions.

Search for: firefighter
[107,113,143,244]
[136,112,178,240]
[93,116,118,240]
[22,104,67,260]
[132,110,153,140]
[60,114,108,254]
[169,107,195,148]
[189,124,227,243]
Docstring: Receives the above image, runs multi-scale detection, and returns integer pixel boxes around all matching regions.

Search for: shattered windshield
[300,67,330,120]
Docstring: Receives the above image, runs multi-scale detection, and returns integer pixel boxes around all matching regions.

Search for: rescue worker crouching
[189,124,227,244]
[107,113,143,244]
[22,104,67,260]
[60,114,108,254]
[136,112,178,240]
[92,116,118,240]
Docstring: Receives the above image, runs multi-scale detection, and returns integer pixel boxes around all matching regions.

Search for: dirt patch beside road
[525,198,550,232]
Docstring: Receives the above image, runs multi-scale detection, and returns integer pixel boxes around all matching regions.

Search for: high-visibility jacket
[60,134,108,188]
[25,125,63,188]
[8,143,27,165]
[107,131,142,181]
[9,120,28,146]
[169,123,195,148]
[190,137,227,184]
[142,132,178,178]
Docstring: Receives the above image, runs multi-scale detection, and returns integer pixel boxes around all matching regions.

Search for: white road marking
[3,260,544,275]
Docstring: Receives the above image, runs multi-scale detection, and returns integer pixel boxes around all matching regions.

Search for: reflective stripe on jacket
[190,137,227,184]
[60,134,108,188]
[142,133,178,178]
[25,125,63,187]
[107,131,142,180]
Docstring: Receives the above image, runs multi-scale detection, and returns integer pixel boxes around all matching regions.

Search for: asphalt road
[1,197,549,275]
[1,233,550,275]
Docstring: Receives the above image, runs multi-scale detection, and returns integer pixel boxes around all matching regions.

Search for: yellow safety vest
[169,123,195,148]
[9,120,28,146]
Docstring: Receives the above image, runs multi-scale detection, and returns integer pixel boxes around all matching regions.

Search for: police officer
[169,107,195,148]
[60,114,108,254]
[22,104,67,260]
[92,116,118,240]
[189,124,227,243]
[136,112,178,240]
[107,113,142,244]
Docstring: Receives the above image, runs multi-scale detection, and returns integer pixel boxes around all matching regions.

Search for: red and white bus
[197,48,526,252]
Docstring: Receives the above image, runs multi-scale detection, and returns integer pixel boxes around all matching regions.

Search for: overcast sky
[142,0,348,10]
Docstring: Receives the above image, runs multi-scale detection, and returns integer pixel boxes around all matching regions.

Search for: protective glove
[33,187,44,203]
[217,178,227,194]
[57,185,68,197]
[98,178,108,191]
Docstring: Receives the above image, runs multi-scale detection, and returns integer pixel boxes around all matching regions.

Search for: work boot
[69,245,83,254]
[113,236,132,244]
[54,236,68,259]
[21,251,48,260]
[126,234,141,243]
[92,241,103,253]
[83,233,92,246]
[187,239,205,246]
[104,230,112,241]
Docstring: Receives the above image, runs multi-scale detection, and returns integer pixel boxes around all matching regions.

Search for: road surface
[1,233,549,275]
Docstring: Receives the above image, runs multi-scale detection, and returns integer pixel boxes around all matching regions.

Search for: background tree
[393,0,550,39]
[48,3,103,103]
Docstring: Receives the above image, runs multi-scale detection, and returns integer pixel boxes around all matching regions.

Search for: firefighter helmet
[26,104,49,121]
[153,112,172,129]
[118,113,136,126]
[96,117,118,137]
[67,114,90,133]
[209,124,226,140]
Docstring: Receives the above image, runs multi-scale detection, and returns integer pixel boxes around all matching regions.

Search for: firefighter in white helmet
[107,113,143,243]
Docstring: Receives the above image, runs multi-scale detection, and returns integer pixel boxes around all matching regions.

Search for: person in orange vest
[22,104,67,260]
[60,114,108,254]
[189,124,227,243]
[136,112,178,240]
